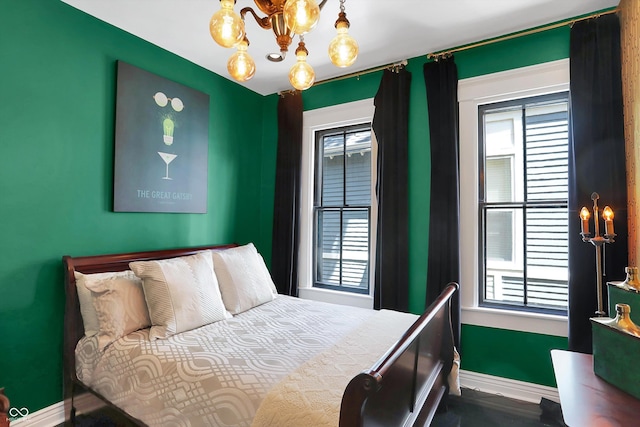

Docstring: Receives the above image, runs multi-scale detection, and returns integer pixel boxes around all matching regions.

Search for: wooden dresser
[551,349,640,426]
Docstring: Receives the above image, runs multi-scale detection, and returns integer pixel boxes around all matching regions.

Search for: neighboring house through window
[315,125,372,294]
[459,60,569,336]
[480,93,569,312]
[299,99,376,308]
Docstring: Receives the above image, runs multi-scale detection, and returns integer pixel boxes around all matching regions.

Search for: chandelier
[209,0,358,90]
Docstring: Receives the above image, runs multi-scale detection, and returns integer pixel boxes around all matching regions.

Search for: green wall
[0,0,273,414]
[0,1,594,416]
[301,27,573,387]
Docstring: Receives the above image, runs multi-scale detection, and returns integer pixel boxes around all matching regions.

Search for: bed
[63,243,458,426]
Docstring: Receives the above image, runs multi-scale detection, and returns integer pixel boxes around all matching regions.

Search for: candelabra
[580,192,616,316]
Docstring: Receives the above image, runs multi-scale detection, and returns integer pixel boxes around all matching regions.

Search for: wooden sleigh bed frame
[63,243,458,426]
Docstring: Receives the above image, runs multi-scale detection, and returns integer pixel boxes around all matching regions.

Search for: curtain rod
[313,59,408,87]
[279,7,617,95]
[427,7,618,59]
[278,59,407,96]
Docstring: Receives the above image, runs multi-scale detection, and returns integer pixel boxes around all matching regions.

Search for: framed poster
[113,61,209,213]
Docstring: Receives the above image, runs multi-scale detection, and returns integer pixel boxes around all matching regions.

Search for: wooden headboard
[61,243,237,423]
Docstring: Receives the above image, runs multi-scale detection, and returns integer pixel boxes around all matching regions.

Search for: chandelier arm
[318,0,328,10]
[240,7,271,29]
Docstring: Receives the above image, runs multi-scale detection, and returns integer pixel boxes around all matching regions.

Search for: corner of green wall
[258,93,280,267]
[461,324,568,387]
[0,0,270,414]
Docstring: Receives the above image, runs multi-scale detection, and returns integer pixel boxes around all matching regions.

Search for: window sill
[462,306,567,337]
[298,286,373,309]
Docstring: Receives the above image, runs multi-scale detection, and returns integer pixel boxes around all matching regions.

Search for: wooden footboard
[340,282,458,427]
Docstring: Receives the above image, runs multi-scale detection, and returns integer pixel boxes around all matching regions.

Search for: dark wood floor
[432,388,566,427]
[62,387,566,426]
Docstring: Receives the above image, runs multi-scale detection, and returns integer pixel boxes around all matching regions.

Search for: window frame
[459,59,569,337]
[298,98,376,308]
[478,92,570,314]
[313,123,373,294]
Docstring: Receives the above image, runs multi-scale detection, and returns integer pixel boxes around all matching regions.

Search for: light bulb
[289,42,315,90]
[209,0,245,48]
[163,118,174,145]
[283,0,320,35]
[579,206,590,235]
[603,205,615,235]
[580,207,590,220]
[328,21,358,67]
[227,39,256,82]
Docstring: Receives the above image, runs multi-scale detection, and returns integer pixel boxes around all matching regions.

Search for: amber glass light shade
[283,0,320,35]
[227,40,256,82]
[328,21,358,67]
[210,0,245,48]
[289,47,315,90]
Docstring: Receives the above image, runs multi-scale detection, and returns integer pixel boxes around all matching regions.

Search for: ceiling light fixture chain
[209,0,358,90]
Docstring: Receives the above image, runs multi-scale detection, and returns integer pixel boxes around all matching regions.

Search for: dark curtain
[423,57,461,351]
[271,91,303,296]
[372,68,411,311]
[569,14,628,353]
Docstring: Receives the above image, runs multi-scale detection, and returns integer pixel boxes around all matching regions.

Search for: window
[298,99,375,308]
[314,125,372,294]
[459,59,569,336]
[479,93,569,313]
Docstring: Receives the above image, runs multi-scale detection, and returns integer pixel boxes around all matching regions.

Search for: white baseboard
[459,369,559,404]
[11,394,103,427]
[11,371,558,426]
[11,401,64,427]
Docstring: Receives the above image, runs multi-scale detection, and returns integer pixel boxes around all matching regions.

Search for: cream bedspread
[75,296,416,427]
[251,308,417,427]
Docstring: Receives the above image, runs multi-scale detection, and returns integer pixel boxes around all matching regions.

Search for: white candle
[605,219,614,236]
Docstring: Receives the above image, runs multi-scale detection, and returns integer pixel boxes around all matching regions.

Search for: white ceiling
[60,0,619,96]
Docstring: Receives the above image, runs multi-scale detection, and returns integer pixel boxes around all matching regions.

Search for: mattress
[75,295,417,427]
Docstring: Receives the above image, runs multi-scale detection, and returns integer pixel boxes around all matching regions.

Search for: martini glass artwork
[158,152,178,180]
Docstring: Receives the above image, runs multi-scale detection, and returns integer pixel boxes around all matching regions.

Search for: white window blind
[480,93,569,312]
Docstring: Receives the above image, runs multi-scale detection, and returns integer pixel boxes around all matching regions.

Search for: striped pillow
[212,243,277,314]
[130,251,231,340]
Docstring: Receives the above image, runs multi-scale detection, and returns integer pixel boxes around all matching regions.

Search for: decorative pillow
[74,271,102,337]
[212,243,277,315]
[130,252,231,340]
[82,270,151,350]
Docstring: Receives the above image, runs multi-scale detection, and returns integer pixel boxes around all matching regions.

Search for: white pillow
[130,252,231,340]
[74,271,116,337]
[212,243,277,315]
[83,270,151,350]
